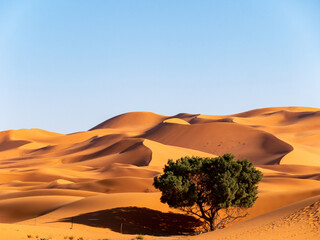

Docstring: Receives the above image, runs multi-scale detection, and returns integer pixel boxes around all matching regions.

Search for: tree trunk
[208,210,218,231]
[209,220,214,231]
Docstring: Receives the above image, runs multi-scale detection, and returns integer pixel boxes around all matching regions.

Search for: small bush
[136,235,144,240]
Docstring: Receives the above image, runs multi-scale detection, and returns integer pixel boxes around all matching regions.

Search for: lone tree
[153,154,263,232]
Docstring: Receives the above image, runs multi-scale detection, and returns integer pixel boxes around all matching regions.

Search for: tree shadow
[58,207,202,236]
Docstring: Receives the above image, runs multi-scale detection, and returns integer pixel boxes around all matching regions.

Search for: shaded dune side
[189,117,235,124]
[142,122,293,165]
[0,138,30,152]
[259,110,320,125]
[171,113,200,122]
[46,134,126,158]
[62,138,152,166]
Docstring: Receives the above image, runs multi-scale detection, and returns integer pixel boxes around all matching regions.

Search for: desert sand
[0,107,319,239]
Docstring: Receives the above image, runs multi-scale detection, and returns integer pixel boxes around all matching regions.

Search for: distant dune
[0,107,319,239]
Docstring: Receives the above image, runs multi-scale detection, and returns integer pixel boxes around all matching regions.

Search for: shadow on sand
[59,207,202,236]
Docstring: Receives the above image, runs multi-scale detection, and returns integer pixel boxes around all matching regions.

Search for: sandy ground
[0,107,319,239]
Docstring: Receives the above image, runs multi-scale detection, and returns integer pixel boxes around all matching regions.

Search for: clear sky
[1,0,319,133]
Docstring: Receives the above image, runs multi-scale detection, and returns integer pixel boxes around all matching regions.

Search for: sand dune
[0,107,319,239]
[193,195,320,240]
[142,121,293,164]
[90,112,167,132]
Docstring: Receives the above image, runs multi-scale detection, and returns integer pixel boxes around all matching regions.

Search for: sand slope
[193,195,320,240]
[0,107,319,239]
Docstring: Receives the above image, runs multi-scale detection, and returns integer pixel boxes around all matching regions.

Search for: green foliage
[153,154,263,231]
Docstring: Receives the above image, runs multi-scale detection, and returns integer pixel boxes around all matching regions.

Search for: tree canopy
[153,154,263,231]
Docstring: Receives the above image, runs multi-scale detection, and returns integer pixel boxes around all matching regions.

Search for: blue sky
[1,0,319,133]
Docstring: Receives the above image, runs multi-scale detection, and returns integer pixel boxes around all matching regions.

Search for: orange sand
[0,107,319,239]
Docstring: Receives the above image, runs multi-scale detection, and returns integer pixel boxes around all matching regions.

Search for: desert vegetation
[154,154,263,231]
